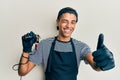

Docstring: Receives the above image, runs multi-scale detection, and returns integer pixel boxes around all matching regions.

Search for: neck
[57,35,71,42]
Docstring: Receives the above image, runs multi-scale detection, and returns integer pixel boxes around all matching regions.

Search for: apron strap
[46,37,57,72]
[70,38,78,70]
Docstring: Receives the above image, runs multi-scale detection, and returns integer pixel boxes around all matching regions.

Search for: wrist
[93,63,101,71]
[19,53,29,65]
[23,47,32,53]
[22,52,29,57]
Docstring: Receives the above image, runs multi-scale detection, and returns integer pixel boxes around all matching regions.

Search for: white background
[0,0,120,80]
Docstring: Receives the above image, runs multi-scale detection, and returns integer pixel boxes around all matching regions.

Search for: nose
[66,22,71,28]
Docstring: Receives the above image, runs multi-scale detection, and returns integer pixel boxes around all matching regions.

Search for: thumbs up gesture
[92,34,115,71]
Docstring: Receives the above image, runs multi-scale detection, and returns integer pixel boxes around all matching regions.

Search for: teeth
[64,29,70,33]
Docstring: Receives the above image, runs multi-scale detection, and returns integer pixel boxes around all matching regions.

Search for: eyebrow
[61,19,76,22]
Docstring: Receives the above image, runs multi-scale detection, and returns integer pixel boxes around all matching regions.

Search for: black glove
[92,33,115,71]
[22,31,37,53]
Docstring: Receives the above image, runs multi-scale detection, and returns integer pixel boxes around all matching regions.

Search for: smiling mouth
[64,29,71,33]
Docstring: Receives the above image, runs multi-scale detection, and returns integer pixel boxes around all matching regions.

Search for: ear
[56,20,59,30]
[56,20,59,26]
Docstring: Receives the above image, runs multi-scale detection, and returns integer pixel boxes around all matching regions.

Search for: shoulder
[39,37,55,45]
[72,38,89,47]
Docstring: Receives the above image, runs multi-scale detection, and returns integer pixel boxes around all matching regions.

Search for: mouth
[64,28,71,34]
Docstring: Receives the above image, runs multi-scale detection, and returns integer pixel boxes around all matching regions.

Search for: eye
[71,21,76,25]
[62,20,68,23]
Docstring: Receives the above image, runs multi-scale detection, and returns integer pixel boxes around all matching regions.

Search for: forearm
[18,52,30,76]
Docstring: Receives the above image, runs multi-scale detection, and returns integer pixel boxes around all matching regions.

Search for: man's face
[57,13,77,38]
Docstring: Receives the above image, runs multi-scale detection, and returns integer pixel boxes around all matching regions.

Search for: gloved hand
[92,33,115,71]
[22,31,37,53]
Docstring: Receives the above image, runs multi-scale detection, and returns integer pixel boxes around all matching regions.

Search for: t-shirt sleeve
[29,41,43,66]
[81,43,91,64]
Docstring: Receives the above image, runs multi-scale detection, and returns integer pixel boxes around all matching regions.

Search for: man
[18,7,115,80]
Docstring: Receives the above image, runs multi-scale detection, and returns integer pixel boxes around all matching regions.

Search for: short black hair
[57,7,78,22]
[57,7,78,30]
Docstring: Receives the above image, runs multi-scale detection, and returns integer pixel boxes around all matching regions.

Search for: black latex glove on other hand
[22,31,37,53]
[92,33,115,71]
